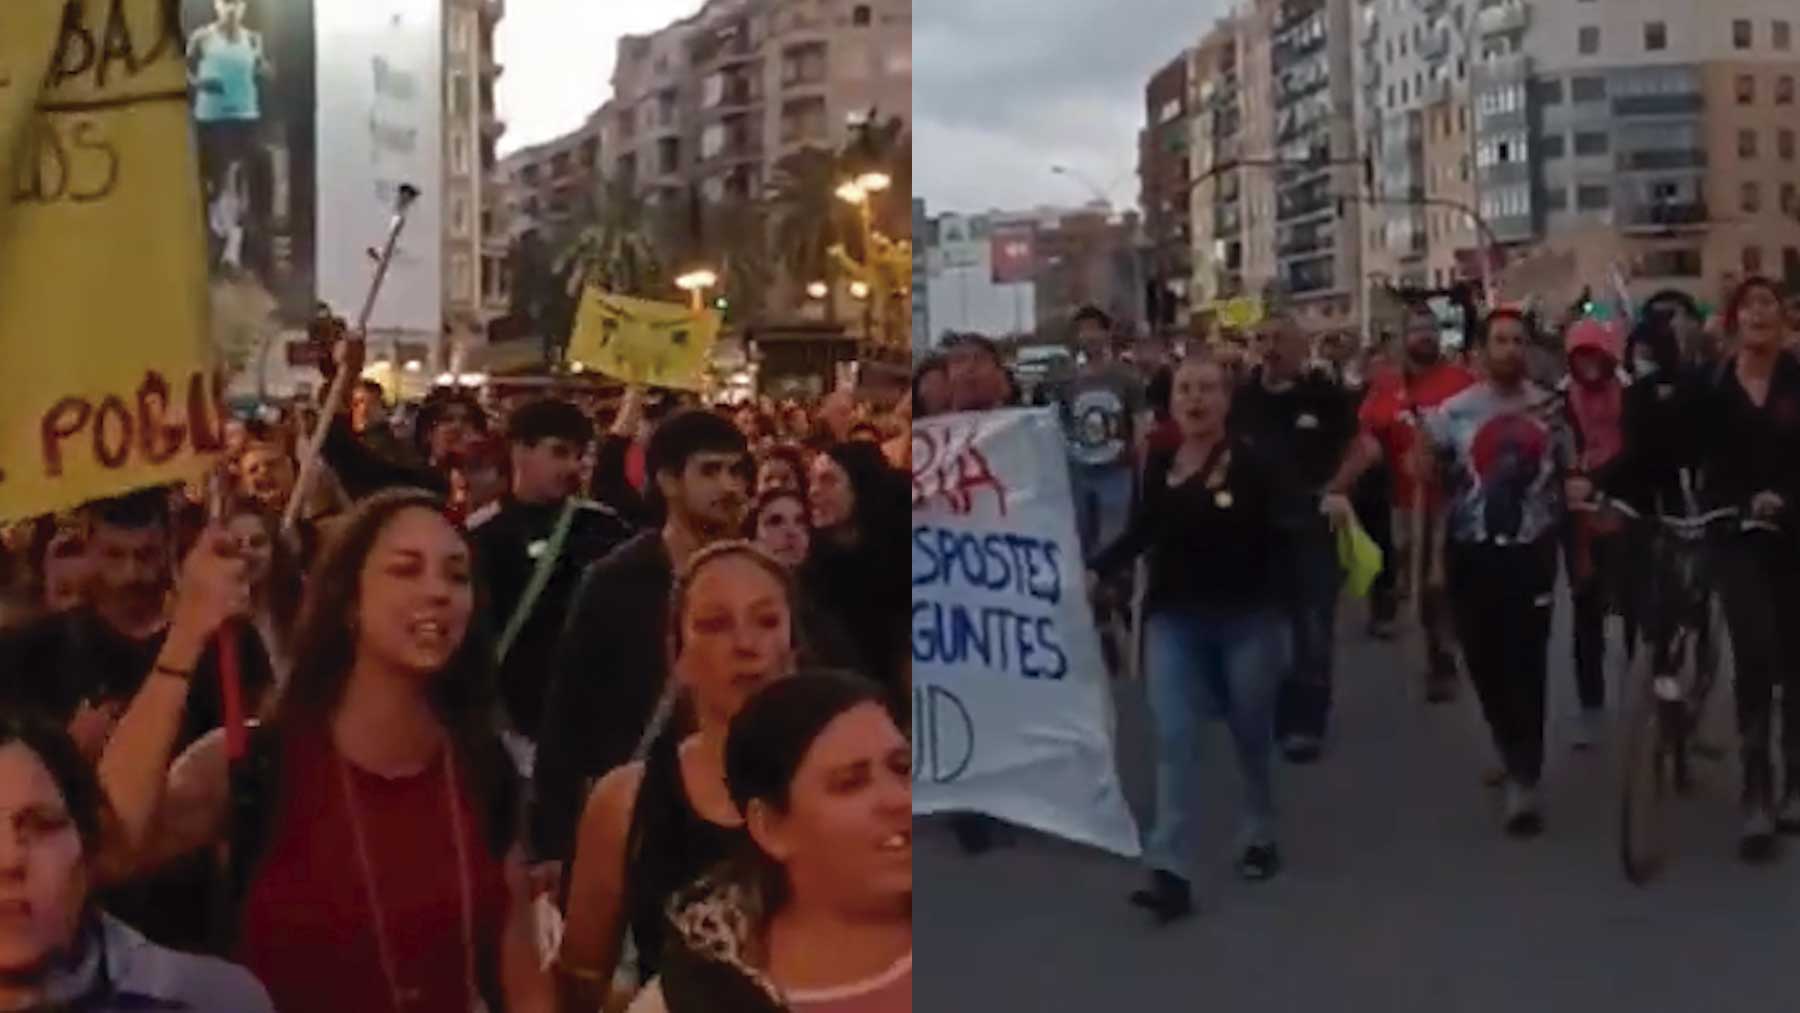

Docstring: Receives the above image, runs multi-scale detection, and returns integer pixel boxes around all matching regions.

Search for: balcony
[1613,93,1704,117]
[1359,8,1379,46]
[480,110,506,138]
[1479,51,1533,82]
[1362,59,1382,89]
[1278,233,1333,257]
[1617,148,1707,172]
[1420,30,1449,64]
[1478,2,1529,37]
[1278,192,1334,220]
[1619,201,1709,233]
[479,0,504,25]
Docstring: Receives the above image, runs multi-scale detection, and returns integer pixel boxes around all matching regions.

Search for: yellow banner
[566,289,720,391]
[1214,297,1264,330]
[0,0,219,522]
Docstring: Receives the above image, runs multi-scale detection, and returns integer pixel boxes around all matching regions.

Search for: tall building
[1139,55,1193,329]
[1263,0,1363,330]
[500,114,606,237]
[443,0,509,346]
[912,196,930,352]
[1470,0,1800,302]
[596,0,911,211]
[1189,12,1280,313]
[1354,0,1482,297]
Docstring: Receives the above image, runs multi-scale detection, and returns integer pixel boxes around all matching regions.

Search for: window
[1778,20,1793,51]
[1783,129,1796,161]
[1738,74,1756,105]
[450,132,469,175]
[1578,27,1599,56]
[450,196,469,237]
[1573,131,1609,156]
[1545,186,1569,211]
[1577,184,1610,210]
[852,4,872,26]
[449,11,474,54]
[1541,134,1566,159]
[1744,182,1762,213]
[1783,182,1798,214]
[1780,76,1795,105]
[1735,19,1753,50]
[1644,22,1666,51]
[1536,79,1565,105]
[451,254,473,302]
[1741,128,1759,159]
[1745,247,1765,274]
[1571,76,1606,102]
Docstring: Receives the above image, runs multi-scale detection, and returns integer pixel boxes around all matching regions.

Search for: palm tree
[767,146,847,320]
[555,176,668,300]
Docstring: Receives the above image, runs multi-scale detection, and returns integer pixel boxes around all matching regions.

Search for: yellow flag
[0,0,219,522]
[566,289,721,391]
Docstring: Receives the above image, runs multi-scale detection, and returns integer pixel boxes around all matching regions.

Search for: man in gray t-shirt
[1056,307,1148,555]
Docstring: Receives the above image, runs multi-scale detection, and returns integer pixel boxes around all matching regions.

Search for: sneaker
[1740,806,1778,862]
[1128,869,1194,924]
[1502,781,1544,838]
[1280,734,1323,764]
[1237,843,1282,882]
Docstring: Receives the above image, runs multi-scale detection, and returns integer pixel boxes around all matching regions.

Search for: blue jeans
[1071,465,1134,558]
[1277,518,1344,741]
[1143,605,1282,878]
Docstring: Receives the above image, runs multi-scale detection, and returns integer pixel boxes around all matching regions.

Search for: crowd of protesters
[917,278,1800,924]
[0,333,912,1012]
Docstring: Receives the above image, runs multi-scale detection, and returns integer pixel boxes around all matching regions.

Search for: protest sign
[0,0,221,523]
[911,408,1142,858]
[565,289,721,391]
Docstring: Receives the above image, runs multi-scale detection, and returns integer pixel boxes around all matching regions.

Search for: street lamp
[675,268,718,312]
[849,280,871,300]
[837,173,888,346]
[806,280,830,300]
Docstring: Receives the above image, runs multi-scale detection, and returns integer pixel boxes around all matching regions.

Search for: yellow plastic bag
[1336,513,1384,599]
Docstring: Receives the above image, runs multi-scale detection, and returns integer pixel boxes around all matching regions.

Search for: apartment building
[1354,0,1482,295]
[443,0,508,341]
[1190,12,1280,313]
[596,0,910,212]
[500,114,605,237]
[1474,0,1800,301]
[1139,55,1193,327]
[1263,0,1364,329]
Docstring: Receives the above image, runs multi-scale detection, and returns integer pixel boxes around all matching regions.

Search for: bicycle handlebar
[1569,495,1780,534]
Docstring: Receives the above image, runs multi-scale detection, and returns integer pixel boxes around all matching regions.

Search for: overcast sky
[915,0,1229,216]
[495,0,704,156]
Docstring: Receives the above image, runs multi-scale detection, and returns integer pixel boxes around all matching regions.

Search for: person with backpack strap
[96,489,552,1012]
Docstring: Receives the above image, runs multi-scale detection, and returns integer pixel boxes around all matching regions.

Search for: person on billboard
[188,0,274,276]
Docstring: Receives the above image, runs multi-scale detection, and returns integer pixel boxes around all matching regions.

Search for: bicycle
[1590,494,1775,884]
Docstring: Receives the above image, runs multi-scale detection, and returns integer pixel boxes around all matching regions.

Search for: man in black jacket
[469,398,631,771]
[529,408,750,863]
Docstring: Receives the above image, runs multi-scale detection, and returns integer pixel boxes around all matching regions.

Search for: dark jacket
[323,415,449,500]
[530,530,675,861]
[468,496,633,737]
[1692,352,1800,525]
[590,433,655,529]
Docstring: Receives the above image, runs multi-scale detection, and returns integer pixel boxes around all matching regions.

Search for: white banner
[911,409,1142,858]
[314,0,443,340]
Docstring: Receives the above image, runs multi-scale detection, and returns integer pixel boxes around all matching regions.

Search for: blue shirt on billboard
[190,26,263,123]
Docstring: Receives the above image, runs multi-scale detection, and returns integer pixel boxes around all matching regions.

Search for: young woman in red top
[98,489,551,1012]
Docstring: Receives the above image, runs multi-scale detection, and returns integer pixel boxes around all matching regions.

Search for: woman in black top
[804,442,911,708]
[1092,355,1299,922]
[556,542,799,1010]
[1692,277,1800,859]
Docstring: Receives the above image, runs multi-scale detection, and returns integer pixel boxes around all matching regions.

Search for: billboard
[990,227,1035,285]
[182,0,317,324]
[314,0,442,342]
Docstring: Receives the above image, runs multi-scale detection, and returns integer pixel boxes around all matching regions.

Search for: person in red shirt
[1324,304,1476,703]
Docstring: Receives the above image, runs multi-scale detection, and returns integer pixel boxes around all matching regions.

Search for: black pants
[1714,535,1800,800]
[1562,524,1637,712]
[1447,538,1559,787]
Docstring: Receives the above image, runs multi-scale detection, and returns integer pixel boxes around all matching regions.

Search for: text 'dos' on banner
[0,0,223,523]
[911,408,1141,858]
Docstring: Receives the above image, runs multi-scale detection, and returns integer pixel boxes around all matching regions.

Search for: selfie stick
[281,184,422,537]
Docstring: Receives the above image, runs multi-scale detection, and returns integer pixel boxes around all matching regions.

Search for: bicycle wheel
[1620,661,1671,885]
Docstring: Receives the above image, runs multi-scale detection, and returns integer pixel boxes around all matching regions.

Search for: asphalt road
[917,594,1800,1012]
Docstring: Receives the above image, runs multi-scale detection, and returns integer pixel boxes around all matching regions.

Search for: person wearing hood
[1558,317,1634,748]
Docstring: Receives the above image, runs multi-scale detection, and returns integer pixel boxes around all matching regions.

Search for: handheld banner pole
[281,184,422,537]
[207,466,248,760]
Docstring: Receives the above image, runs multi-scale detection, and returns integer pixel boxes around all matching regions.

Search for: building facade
[1476,0,1800,302]
[1140,55,1193,328]
[443,0,508,348]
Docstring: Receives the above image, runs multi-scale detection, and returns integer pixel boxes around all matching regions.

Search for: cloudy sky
[495,0,704,155]
[915,0,1229,215]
